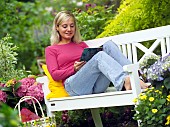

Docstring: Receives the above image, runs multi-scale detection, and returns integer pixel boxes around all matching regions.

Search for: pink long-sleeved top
[45,42,88,83]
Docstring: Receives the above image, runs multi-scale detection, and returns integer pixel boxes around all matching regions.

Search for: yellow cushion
[42,64,69,99]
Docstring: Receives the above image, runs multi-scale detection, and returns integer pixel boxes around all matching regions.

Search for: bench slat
[166,36,170,53]
[47,91,134,112]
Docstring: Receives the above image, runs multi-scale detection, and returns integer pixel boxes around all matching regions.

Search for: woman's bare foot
[124,77,132,90]
[123,76,150,90]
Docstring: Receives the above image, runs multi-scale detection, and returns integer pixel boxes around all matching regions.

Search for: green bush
[0,34,26,83]
[0,103,22,127]
[74,5,114,40]
[0,0,52,74]
[98,0,170,38]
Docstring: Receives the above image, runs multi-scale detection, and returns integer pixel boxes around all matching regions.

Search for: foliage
[0,34,26,83]
[0,0,52,74]
[0,0,117,74]
[0,103,22,127]
[98,0,170,38]
[133,54,170,126]
[133,87,170,127]
[74,4,114,40]
[55,106,138,127]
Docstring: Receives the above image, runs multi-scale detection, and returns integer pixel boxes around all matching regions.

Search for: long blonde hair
[50,11,82,45]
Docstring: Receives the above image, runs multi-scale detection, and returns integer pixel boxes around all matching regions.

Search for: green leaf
[14,82,21,91]
[159,99,166,105]
[1,86,12,92]
[164,77,170,89]
[147,120,152,124]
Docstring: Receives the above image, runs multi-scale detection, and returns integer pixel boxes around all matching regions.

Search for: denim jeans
[64,40,131,96]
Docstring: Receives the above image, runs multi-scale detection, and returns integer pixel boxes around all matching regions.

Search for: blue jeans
[64,40,131,96]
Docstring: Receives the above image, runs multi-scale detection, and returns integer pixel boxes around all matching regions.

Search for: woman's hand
[74,61,86,72]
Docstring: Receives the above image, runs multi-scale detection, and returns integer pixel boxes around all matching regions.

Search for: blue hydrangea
[140,53,170,82]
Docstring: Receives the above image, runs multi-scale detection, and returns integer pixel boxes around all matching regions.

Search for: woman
[45,11,148,96]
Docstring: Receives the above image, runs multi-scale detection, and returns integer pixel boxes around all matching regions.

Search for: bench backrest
[85,25,170,63]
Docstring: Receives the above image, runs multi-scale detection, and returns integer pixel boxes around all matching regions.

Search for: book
[80,47,103,61]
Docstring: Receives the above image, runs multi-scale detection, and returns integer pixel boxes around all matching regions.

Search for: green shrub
[98,0,170,38]
[0,34,26,82]
[74,5,114,40]
[0,103,22,127]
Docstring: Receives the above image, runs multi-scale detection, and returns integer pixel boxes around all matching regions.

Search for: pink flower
[85,3,96,10]
[0,82,5,87]
[15,77,44,104]
[0,90,7,103]
[26,82,44,104]
[16,77,36,97]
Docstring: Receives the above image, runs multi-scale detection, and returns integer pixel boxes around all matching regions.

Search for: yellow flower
[151,87,154,89]
[140,94,147,100]
[167,95,170,102]
[162,85,164,88]
[155,90,159,93]
[133,98,138,103]
[165,115,170,125]
[149,97,154,102]
[82,0,89,3]
[147,89,153,93]
[159,91,162,94]
[5,79,17,87]
[28,75,37,79]
[144,88,148,92]
[139,93,143,97]
[152,109,158,113]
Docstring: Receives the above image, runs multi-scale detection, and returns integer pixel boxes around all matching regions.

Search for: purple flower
[85,3,91,10]
[0,90,7,103]
[85,3,96,10]
[146,53,170,81]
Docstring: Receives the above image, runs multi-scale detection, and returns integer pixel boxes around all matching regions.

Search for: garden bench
[36,25,170,127]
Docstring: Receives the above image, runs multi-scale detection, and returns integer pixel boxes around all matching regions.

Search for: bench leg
[90,108,103,127]
[46,107,55,117]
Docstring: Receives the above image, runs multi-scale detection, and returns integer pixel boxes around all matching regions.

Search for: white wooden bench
[36,25,170,127]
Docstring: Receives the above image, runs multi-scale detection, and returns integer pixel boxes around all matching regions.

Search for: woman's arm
[45,47,75,81]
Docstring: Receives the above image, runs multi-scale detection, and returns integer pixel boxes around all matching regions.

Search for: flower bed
[133,53,170,126]
[0,76,44,107]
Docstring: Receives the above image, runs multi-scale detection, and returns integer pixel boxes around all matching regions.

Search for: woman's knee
[94,51,107,59]
[103,40,118,49]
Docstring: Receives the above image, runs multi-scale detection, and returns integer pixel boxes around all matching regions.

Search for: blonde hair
[50,11,82,45]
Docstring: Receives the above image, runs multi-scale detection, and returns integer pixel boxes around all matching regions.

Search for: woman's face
[57,17,76,42]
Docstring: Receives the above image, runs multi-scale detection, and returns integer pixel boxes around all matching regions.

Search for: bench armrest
[123,63,141,98]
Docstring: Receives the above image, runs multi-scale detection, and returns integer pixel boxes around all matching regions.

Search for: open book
[80,47,103,62]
